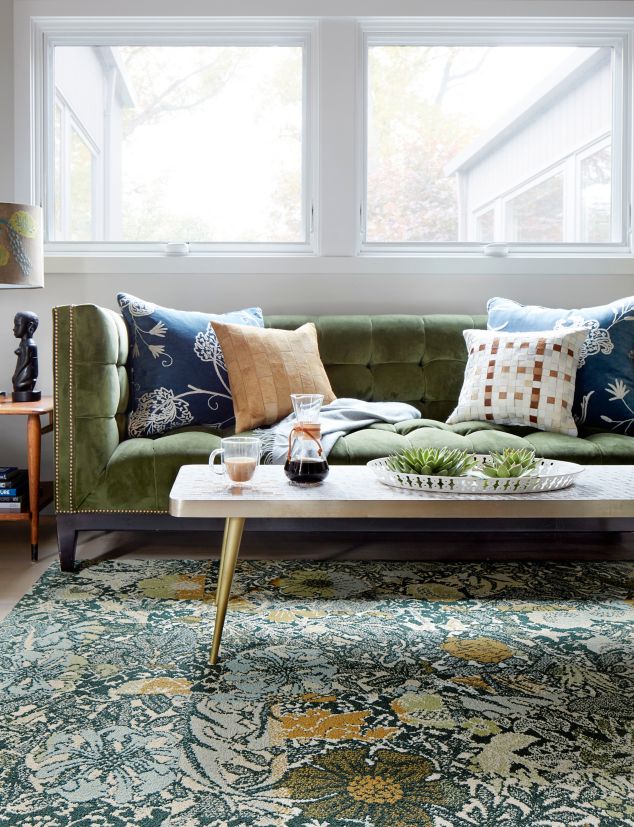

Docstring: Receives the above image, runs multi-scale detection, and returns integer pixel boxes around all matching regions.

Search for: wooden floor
[2,516,633,621]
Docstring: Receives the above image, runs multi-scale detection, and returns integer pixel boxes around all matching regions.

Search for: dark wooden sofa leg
[57,515,78,572]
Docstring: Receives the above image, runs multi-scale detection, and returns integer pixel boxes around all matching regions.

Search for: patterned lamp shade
[0,203,44,288]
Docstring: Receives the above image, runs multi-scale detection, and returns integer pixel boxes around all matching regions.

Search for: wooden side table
[0,396,54,561]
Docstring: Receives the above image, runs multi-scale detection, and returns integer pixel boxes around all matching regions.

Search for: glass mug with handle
[209,437,261,485]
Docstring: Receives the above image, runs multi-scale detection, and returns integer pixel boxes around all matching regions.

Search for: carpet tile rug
[1,558,633,827]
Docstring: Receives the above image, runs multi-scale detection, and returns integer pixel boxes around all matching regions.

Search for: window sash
[360,19,631,255]
[36,18,317,253]
[20,14,634,261]
[461,135,616,247]
[54,92,102,242]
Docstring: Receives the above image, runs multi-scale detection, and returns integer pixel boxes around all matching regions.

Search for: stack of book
[0,467,28,513]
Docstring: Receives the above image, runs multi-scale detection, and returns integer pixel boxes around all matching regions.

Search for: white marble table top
[169,464,634,520]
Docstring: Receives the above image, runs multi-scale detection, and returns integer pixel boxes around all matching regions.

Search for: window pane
[366,44,614,244]
[580,144,611,242]
[54,104,63,239]
[69,127,94,241]
[505,174,564,242]
[53,44,304,243]
[475,209,494,242]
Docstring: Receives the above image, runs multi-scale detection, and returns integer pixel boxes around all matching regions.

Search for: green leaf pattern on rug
[0,558,633,826]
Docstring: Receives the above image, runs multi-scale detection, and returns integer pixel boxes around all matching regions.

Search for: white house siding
[54,47,130,239]
[460,55,612,232]
[55,47,105,148]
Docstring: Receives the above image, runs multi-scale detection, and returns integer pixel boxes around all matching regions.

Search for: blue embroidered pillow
[487,296,634,433]
[117,293,263,437]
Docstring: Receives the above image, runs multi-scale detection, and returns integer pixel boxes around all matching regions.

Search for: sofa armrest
[53,304,129,512]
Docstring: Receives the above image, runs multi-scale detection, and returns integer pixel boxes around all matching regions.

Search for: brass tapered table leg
[210,517,245,665]
[214,519,231,604]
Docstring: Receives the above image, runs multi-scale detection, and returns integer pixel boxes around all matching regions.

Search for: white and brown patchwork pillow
[447,328,588,436]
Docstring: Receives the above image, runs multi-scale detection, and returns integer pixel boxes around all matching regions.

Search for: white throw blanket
[254,398,421,464]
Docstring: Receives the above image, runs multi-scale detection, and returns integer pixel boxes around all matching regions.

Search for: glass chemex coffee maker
[284,393,329,485]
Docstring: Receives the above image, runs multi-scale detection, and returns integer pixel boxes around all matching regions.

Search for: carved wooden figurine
[12,311,41,402]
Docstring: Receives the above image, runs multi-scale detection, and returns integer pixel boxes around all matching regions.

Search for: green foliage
[367,46,481,242]
[387,447,478,477]
[480,449,538,479]
[120,46,247,138]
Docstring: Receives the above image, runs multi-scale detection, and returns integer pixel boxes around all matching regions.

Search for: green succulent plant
[387,447,478,477]
[480,448,538,478]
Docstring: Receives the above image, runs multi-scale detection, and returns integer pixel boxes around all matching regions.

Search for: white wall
[0,2,14,196]
[2,0,634,481]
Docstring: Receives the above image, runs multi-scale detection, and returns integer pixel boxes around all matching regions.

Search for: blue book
[0,467,18,480]
[0,485,26,497]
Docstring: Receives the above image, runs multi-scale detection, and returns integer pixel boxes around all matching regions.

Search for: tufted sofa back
[54,306,485,512]
[266,314,486,422]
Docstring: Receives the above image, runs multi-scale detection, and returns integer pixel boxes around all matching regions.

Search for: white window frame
[54,90,102,242]
[12,8,634,275]
[576,135,614,242]
[360,17,633,257]
[472,206,496,244]
[503,165,567,244]
[29,17,318,255]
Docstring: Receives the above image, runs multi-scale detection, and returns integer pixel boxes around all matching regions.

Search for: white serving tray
[367,456,584,494]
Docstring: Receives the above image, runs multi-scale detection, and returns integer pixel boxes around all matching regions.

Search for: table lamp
[0,203,44,403]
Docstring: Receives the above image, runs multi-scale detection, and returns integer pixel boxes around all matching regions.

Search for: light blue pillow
[117,293,263,437]
[487,296,634,433]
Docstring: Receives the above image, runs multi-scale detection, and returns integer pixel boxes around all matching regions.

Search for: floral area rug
[1,558,634,827]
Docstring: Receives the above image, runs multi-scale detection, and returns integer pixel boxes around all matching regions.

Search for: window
[580,142,612,243]
[467,137,611,244]
[45,24,313,251]
[474,209,494,243]
[53,95,99,241]
[21,16,634,263]
[363,25,627,253]
[505,172,564,244]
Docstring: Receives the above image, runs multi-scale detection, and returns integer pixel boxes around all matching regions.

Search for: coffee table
[169,464,634,664]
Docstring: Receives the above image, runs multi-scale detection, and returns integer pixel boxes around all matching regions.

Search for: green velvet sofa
[53,304,634,570]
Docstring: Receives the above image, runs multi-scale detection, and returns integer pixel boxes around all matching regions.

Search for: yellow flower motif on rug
[450,675,495,692]
[205,593,258,612]
[270,569,367,599]
[391,692,455,729]
[271,707,398,743]
[406,583,464,601]
[138,574,206,600]
[442,636,514,664]
[110,677,192,697]
[275,746,464,827]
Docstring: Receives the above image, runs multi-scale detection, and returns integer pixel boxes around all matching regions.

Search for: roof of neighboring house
[444,47,610,177]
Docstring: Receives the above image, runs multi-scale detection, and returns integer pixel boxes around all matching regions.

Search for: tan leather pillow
[210,321,336,432]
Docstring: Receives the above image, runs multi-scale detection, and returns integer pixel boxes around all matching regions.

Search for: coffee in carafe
[284,394,329,486]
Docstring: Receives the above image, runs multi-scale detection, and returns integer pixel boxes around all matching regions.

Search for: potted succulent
[478,448,539,478]
[387,447,478,477]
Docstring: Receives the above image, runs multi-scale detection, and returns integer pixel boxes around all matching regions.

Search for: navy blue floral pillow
[487,296,634,433]
[117,293,263,437]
